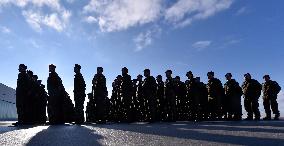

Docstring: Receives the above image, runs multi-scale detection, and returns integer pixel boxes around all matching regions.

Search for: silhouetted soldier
[47,64,65,124]
[92,67,108,124]
[132,75,144,121]
[121,67,133,122]
[242,73,262,120]
[224,73,242,121]
[185,71,200,121]
[196,77,208,120]
[112,75,124,122]
[262,75,281,120]
[174,76,187,121]
[143,69,157,122]
[86,93,95,122]
[156,75,165,121]
[37,80,48,124]
[165,70,176,122]
[16,64,29,124]
[73,64,86,124]
[207,71,225,120]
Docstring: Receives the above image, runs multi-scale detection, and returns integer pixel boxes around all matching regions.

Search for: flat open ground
[0,120,283,146]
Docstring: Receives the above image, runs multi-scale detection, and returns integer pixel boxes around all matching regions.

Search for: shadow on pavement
[91,121,284,145]
[26,125,104,146]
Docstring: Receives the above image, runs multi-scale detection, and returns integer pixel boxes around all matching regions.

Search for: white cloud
[165,0,233,28]
[22,10,71,32]
[192,40,212,50]
[83,0,162,32]
[84,16,97,24]
[1,0,71,32]
[1,26,11,33]
[235,7,247,16]
[133,25,161,52]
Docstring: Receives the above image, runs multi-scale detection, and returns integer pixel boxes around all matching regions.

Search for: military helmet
[49,64,56,68]
[144,69,150,72]
[225,73,232,77]
[165,70,172,74]
[122,67,128,71]
[186,71,193,75]
[244,73,251,77]
[75,64,81,69]
[263,75,270,79]
[207,71,214,76]
[19,64,27,69]
[137,74,143,78]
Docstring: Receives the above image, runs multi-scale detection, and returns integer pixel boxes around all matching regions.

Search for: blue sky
[0,0,284,114]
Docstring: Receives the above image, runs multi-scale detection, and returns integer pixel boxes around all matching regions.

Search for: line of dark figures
[15,64,281,125]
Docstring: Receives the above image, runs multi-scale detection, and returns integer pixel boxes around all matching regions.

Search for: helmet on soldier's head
[225,73,232,77]
[207,71,214,76]
[19,64,27,70]
[165,70,172,74]
[144,69,150,73]
[187,71,193,75]
[49,64,56,69]
[137,74,143,78]
[263,75,270,79]
[122,67,128,72]
[244,73,251,77]
[75,64,81,69]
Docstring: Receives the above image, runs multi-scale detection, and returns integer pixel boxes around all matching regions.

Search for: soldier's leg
[270,97,280,119]
[244,98,253,120]
[263,98,271,120]
[252,98,260,120]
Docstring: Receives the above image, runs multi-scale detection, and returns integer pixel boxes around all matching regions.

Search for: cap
[19,64,27,69]
[263,75,270,79]
[49,64,56,68]
[165,70,172,74]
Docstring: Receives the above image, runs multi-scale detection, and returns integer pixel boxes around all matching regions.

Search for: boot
[274,113,280,120]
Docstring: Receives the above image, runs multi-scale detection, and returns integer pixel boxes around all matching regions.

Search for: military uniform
[262,79,281,120]
[156,80,165,121]
[74,66,86,124]
[242,78,262,120]
[165,77,176,121]
[92,73,108,123]
[224,79,242,120]
[207,78,224,120]
[142,76,157,122]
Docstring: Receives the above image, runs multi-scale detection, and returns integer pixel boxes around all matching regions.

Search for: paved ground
[0,120,284,146]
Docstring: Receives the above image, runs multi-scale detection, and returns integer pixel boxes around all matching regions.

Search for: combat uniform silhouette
[73,64,86,124]
[156,75,166,121]
[121,67,133,122]
[142,69,157,122]
[92,67,108,124]
[207,71,225,120]
[165,70,176,122]
[47,64,74,124]
[242,73,262,120]
[174,76,187,121]
[185,71,200,121]
[262,75,281,120]
[224,73,242,121]
[132,75,144,121]
[86,93,95,122]
[37,80,48,124]
[16,64,29,124]
[196,77,209,120]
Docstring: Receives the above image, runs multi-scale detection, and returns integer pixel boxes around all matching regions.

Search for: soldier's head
[196,77,201,83]
[186,71,193,79]
[97,67,103,74]
[122,67,128,76]
[165,70,172,78]
[263,75,270,82]
[117,75,122,81]
[144,69,150,77]
[33,75,38,81]
[225,73,232,81]
[175,76,181,82]
[27,70,33,77]
[18,64,27,73]
[207,71,214,79]
[244,73,251,81]
[49,64,56,73]
[37,80,42,84]
[156,75,162,82]
[74,64,81,73]
[137,74,143,81]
